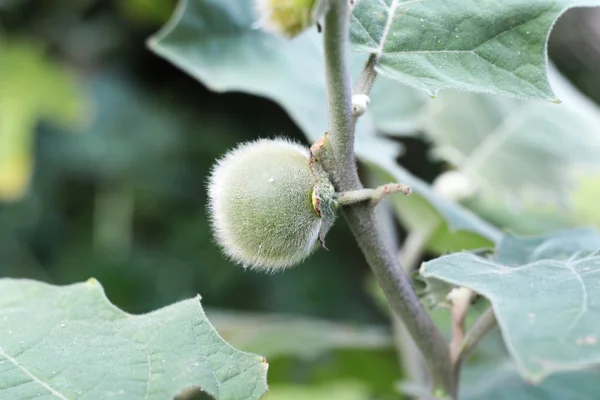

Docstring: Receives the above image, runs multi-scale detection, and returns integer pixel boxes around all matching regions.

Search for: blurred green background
[1,1,600,398]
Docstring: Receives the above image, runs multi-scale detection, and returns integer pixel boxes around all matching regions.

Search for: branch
[322,1,456,397]
[451,306,497,389]
[454,307,498,367]
[336,183,411,206]
[448,288,477,363]
[393,229,435,389]
[354,53,378,96]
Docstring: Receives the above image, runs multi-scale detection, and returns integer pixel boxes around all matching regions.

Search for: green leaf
[351,0,600,100]
[0,279,268,400]
[421,66,600,201]
[208,311,391,359]
[0,40,85,202]
[494,227,600,264]
[368,78,429,136]
[148,0,328,143]
[457,328,600,399]
[421,228,600,382]
[462,360,600,400]
[148,0,421,142]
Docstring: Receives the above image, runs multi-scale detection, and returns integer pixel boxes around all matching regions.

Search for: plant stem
[452,307,498,385]
[455,307,497,366]
[354,54,378,96]
[322,1,456,397]
[449,288,477,365]
[394,230,435,389]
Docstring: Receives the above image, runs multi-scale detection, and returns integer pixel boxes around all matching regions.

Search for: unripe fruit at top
[208,138,336,271]
[254,0,330,38]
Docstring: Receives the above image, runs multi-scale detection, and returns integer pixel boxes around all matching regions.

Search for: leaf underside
[421,66,600,202]
[461,360,600,400]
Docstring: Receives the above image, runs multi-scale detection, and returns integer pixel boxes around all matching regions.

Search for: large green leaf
[148,0,328,143]
[421,228,600,382]
[350,0,600,100]
[149,0,501,245]
[462,360,600,400]
[0,40,85,202]
[0,279,268,400]
[421,66,600,201]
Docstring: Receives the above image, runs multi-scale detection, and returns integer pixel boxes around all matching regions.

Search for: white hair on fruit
[208,138,327,271]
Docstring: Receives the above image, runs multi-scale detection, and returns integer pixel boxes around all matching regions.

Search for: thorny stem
[453,307,498,382]
[336,183,412,206]
[322,1,456,397]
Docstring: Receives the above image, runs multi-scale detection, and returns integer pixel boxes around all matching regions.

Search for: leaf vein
[562,261,589,338]
[350,13,378,49]
[376,0,399,56]
[0,345,69,400]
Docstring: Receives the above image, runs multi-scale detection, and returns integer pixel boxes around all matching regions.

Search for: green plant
[2,0,600,399]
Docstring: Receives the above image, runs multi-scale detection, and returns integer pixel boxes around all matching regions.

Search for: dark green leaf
[351,0,600,99]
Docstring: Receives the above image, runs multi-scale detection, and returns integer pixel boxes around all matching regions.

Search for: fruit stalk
[322,1,456,397]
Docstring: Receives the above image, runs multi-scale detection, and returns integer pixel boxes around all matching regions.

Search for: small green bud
[208,138,336,271]
[254,0,330,38]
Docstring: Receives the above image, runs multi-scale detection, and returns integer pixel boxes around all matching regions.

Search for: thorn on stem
[379,183,412,198]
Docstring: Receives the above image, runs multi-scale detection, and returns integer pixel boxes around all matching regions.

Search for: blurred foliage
[1,0,600,399]
[0,39,84,201]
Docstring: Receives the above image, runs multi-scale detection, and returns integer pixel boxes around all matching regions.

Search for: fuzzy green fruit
[208,138,336,271]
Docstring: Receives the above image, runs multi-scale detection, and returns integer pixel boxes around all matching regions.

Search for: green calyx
[309,145,337,249]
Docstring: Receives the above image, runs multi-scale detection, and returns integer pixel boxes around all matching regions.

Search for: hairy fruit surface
[208,138,336,271]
